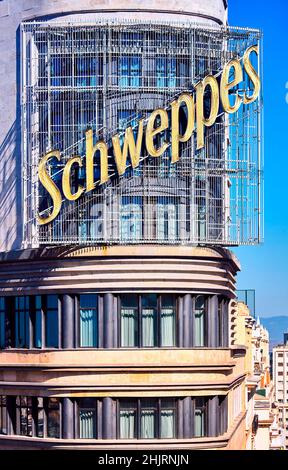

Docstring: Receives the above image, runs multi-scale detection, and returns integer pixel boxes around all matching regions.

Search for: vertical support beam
[177,398,184,438]
[222,299,229,347]
[177,296,184,348]
[104,293,114,348]
[208,396,218,437]
[62,397,74,439]
[102,397,116,439]
[208,295,219,348]
[183,294,192,347]
[98,295,104,349]
[62,294,75,349]
[183,396,192,438]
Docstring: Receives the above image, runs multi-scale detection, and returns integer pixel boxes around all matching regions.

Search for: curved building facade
[0,0,262,450]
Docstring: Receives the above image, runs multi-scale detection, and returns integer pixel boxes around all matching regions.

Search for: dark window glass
[194,296,206,347]
[0,396,7,435]
[80,294,98,347]
[46,295,59,348]
[119,56,141,87]
[37,397,44,438]
[0,298,5,349]
[16,396,33,437]
[78,398,97,438]
[194,398,206,437]
[15,297,30,348]
[47,398,60,438]
[34,296,42,348]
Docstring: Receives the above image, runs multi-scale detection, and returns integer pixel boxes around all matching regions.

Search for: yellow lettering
[37,151,62,225]
[112,119,144,176]
[171,93,195,164]
[146,109,169,157]
[62,156,84,201]
[220,58,243,113]
[243,45,260,104]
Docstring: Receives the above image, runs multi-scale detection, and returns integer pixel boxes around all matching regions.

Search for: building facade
[0,0,263,449]
[273,341,288,449]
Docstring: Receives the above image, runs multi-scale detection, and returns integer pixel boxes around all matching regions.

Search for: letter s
[37,150,62,225]
[243,45,261,104]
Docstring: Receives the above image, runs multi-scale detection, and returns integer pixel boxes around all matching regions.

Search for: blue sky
[229,0,288,317]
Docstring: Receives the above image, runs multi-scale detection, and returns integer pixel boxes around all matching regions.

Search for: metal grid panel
[21,19,263,247]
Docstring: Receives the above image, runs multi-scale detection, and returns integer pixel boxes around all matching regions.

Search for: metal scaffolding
[21,19,263,247]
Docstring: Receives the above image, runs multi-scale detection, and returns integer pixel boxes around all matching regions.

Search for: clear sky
[229,0,288,317]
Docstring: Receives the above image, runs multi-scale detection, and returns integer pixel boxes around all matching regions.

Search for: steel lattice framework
[21,19,263,247]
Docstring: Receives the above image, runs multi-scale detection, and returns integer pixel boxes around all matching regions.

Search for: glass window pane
[80,295,98,348]
[195,398,205,437]
[141,400,156,438]
[46,311,59,348]
[15,296,29,348]
[142,308,156,347]
[120,295,138,347]
[120,401,137,439]
[194,296,205,347]
[161,295,176,347]
[47,398,60,438]
[121,308,138,347]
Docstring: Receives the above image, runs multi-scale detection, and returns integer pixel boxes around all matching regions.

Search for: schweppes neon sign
[38,45,260,225]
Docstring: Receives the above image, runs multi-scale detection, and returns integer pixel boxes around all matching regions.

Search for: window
[156,57,176,88]
[78,398,97,438]
[16,396,33,437]
[0,298,5,348]
[119,400,137,439]
[120,294,138,347]
[142,295,157,347]
[120,294,176,348]
[194,398,206,437]
[74,56,102,87]
[34,296,42,348]
[47,398,60,438]
[194,296,206,347]
[119,56,141,87]
[0,396,7,435]
[160,295,176,347]
[45,295,59,348]
[51,56,72,87]
[120,196,143,241]
[157,199,178,241]
[15,297,30,348]
[79,294,98,348]
[36,397,44,438]
[119,399,176,439]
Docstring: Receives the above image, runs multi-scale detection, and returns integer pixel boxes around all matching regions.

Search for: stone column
[183,294,192,347]
[183,396,192,438]
[102,397,116,438]
[208,396,218,437]
[62,294,75,349]
[62,397,74,439]
[104,294,114,348]
[208,295,219,348]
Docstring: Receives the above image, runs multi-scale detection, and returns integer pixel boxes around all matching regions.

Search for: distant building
[272,334,288,449]
[231,301,284,450]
